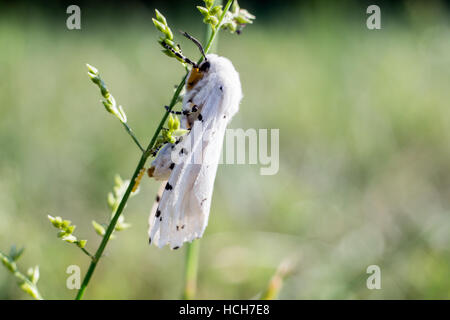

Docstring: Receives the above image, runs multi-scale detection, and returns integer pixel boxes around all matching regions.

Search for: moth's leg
[164,105,190,116]
[161,42,198,68]
[151,144,163,157]
[164,104,198,116]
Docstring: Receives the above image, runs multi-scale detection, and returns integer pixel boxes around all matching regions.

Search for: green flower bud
[231,0,240,14]
[48,215,63,228]
[152,18,167,34]
[209,16,219,26]
[172,129,189,137]
[77,240,87,249]
[66,225,76,234]
[62,234,77,243]
[163,38,175,47]
[165,27,174,41]
[115,221,131,231]
[20,282,41,300]
[154,9,167,25]
[92,221,106,237]
[168,113,175,130]
[1,253,17,273]
[61,219,71,229]
[88,74,101,86]
[107,192,116,209]
[114,174,123,187]
[57,230,67,238]
[236,10,255,24]
[173,115,180,130]
[204,0,214,9]
[197,6,209,17]
[210,5,223,16]
[27,266,40,285]
[102,101,114,115]
[86,63,98,75]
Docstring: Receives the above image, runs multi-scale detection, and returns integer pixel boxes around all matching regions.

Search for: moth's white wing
[148,143,174,181]
[148,54,242,249]
[149,93,224,249]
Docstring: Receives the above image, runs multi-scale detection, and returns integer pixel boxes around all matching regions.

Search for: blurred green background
[1,0,449,299]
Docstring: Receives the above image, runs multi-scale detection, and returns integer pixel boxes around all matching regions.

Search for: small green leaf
[9,245,25,262]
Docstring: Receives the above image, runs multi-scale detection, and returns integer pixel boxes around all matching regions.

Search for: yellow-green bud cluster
[0,247,43,300]
[87,64,127,123]
[152,113,189,156]
[197,0,223,29]
[222,0,255,34]
[48,215,87,248]
[152,10,186,66]
[93,175,133,238]
[198,0,255,34]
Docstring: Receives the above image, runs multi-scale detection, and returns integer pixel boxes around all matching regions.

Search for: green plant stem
[75,1,233,300]
[80,247,94,260]
[182,240,200,299]
[122,122,145,152]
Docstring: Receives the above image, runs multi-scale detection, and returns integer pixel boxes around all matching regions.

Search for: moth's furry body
[148,54,242,249]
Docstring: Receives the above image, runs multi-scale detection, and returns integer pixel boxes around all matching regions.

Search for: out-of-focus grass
[0,3,449,299]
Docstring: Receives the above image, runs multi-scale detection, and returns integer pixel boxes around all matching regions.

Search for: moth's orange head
[186,60,211,90]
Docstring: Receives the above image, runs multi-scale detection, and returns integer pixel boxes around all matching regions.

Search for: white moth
[148,53,242,250]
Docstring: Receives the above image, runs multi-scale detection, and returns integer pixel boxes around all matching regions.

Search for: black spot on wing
[165,183,173,190]
[169,163,175,170]
[156,209,161,218]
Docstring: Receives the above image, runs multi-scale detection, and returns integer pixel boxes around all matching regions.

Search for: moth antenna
[161,42,198,68]
[180,31,207,61]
